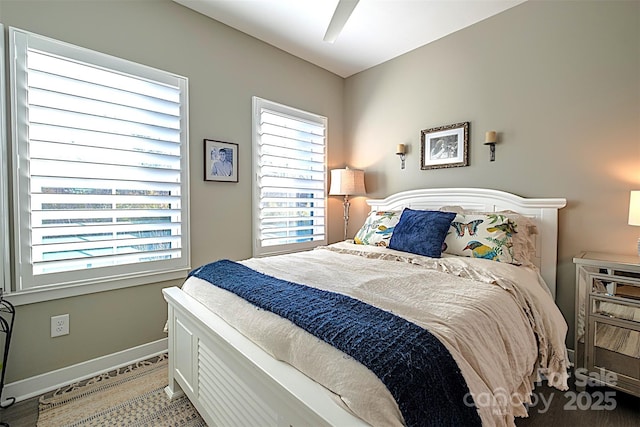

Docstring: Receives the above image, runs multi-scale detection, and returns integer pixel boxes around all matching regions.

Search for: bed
[162,187,569,426]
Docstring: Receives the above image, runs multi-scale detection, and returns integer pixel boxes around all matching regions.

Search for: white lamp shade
[629,191,640,226]
[329,168,366,196]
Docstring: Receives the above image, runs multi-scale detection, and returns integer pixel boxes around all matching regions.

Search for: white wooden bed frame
[162,188,566,426]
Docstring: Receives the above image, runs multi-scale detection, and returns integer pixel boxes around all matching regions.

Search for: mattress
[181,242,570,426]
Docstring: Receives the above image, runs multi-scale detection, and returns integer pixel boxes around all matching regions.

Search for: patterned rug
[37,354,205,427]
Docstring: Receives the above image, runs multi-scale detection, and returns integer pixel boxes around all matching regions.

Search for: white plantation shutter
[10,28,190,292]
[253,97,327,257]
[0,24,9,294]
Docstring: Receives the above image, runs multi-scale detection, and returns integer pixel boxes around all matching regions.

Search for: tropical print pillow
[354,211,401,246]
[440,206,538,266]
[443,213,518,264]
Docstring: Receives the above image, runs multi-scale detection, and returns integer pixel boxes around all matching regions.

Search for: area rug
[37,354,206,427]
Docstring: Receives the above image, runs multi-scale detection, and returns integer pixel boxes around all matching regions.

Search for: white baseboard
[2,338,168,405]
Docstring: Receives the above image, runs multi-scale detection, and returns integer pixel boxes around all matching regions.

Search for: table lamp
[329,167,366,240]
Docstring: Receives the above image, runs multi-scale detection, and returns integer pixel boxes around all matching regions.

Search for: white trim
[5,269,187,306]
[0,24,10,294]
[2,338,167,405]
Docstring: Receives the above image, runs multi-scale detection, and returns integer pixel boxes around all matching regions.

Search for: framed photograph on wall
[204,139,238,182]
[420,121,469,170]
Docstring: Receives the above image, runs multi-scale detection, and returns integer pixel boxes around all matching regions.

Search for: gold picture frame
[420,122,469,170]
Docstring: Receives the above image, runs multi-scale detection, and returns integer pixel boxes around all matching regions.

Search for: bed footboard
[162,286,369,426]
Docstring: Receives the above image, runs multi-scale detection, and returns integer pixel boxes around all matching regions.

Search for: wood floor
[1,374,638,426]
[0,396,38,427]
[514,382,639,427]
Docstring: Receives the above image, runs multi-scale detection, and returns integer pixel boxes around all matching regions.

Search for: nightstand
[573,252,640,397]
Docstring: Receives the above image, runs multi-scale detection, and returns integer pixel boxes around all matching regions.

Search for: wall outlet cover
[51,314,69,337]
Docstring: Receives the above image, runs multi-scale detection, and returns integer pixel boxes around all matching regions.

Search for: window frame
[0,24,9,296]
[252,96,328,258]
[8,27,190,305]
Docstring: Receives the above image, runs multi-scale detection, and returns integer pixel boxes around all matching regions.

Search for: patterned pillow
[443,213,518,264]
[440,207,538,266]
[354,211,402,246]
[388,209,456,258]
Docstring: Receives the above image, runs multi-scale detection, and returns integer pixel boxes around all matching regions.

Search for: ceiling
[173,0,526,78]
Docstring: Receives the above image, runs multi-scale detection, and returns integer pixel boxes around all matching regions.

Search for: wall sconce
[628,190,640,256]
[484,131,498,161]
[396,144,406,169]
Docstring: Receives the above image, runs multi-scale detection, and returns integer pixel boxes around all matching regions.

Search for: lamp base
[342,195,351,241]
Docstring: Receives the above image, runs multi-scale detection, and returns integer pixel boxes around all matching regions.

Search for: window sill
[5,268,189,306]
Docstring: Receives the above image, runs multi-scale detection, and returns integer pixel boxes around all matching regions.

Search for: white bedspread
[181,242,569,426]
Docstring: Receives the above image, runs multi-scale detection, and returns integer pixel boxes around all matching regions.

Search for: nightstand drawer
[591,296,640,326]
[592,346,640,384]
[591,275,640,299]
[592,321,640,359]
[589,319,640,386]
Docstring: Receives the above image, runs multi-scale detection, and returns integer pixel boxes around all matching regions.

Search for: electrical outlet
[51,314,69,337]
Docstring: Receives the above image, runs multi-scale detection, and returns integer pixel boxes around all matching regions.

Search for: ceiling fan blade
[323,0,360,43]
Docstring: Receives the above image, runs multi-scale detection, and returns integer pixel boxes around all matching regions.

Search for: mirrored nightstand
[574,252,640,397]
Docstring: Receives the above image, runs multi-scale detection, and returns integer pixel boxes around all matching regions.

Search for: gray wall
[344,0,640,346]
[0,0,345,382]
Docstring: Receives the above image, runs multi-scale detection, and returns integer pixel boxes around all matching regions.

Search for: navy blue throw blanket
[189,260,481,427]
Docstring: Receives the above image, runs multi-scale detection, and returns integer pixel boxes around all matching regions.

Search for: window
[0,24,9,295]
[9,28,190,298]
[252,97,327,257]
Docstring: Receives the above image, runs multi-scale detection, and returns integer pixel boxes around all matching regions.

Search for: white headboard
[366,188,567,299]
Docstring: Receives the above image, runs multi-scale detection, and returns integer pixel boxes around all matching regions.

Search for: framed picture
[204,139,238,182]
[420,121,469,170]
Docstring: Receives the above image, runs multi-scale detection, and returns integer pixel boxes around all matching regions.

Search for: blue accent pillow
[388,209,457,258]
